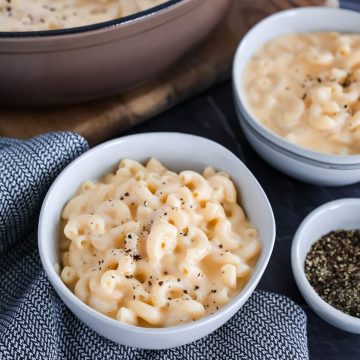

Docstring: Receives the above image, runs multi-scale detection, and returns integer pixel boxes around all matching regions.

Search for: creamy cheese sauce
[0,0,167,31]
[60,158,261,327]
[244,33,360,155]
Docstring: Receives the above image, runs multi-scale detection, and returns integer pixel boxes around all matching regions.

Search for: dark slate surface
[123,81,360,360]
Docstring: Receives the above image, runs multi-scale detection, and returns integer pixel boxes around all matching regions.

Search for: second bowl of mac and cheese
[38,132,275,349]
[233,7,360,186]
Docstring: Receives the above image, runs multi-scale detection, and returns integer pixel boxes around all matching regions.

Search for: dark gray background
[123,81,360,359]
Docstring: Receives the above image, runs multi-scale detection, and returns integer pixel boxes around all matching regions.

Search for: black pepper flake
[177,278,180,282]
[341,73,353,88]
[183,290,188,294]
[133,255,142,261]
[211,290,217,293]
[219,244,223,249]
[127,234,132,239]
[305,229,360,318]
[124,192,129,197]
[194,286,199,290]
[158,281,164,286]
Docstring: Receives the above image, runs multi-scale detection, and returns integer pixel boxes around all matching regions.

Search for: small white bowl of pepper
[291,198,360,334]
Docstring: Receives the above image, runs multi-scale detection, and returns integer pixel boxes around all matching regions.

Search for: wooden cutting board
[0,0,336,145]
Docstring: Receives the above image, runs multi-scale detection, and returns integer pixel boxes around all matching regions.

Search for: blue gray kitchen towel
[0,132,309,360]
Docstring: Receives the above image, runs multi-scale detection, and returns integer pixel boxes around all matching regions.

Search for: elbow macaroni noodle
[60,158,261,327]
[0,0,168,31]
[244,32,360,155]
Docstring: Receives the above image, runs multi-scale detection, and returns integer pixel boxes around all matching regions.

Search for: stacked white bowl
[233,7,360,186]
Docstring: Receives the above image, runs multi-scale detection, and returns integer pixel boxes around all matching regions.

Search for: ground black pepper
[305,229,360,318]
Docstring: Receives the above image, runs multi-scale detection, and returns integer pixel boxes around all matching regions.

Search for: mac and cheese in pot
[0,0,167,31]
[60,158,261,327]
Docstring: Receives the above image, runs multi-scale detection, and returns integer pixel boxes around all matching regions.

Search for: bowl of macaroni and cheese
[233,7,360,186]
[38,132,275,349]
[0,0,233,106]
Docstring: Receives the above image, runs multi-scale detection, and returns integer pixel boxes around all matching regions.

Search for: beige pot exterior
[0,0,233,107]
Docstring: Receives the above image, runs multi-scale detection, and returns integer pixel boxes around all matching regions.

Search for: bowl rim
[235,101,360,170]
[0,0,183,38]
[38,132,276,336]
[233,6,360,166]
[291,198,360,331]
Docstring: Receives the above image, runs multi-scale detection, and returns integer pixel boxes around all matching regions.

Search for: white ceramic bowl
[291,198,360,334]
[38,132,275,349]
[233,7,360,186]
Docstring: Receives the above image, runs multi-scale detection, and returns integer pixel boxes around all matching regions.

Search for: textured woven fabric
[0,132,309,360]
